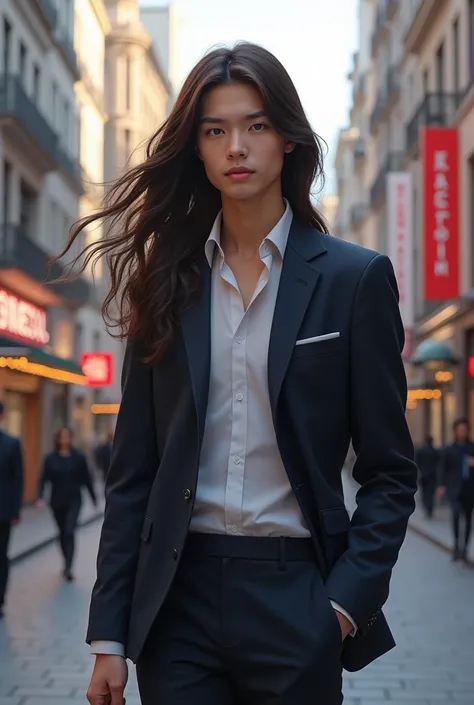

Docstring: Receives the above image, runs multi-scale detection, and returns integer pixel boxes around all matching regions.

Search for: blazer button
[183,488,192,501]
[173,548,179,560]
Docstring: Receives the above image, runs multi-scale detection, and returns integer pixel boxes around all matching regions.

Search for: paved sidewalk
[10,490,104,564]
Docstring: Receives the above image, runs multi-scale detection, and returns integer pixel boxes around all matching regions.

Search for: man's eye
[208,128,223,136]
[251,123,268,131]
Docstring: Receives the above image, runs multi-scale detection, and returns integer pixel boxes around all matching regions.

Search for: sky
[140,0,359,194]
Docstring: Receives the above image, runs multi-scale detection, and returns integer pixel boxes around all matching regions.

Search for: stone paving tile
[1,513,473,703]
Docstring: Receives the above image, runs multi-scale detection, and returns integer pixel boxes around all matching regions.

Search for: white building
[0,0,89,500]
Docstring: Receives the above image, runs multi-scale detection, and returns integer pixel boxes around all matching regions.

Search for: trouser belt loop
[279,536,286,571]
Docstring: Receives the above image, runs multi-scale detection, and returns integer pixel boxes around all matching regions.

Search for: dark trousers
[452,491,474,550]
[137,534,344,705]
[50,498,81,571]
[0,522,11,607]
[420,477,436,518]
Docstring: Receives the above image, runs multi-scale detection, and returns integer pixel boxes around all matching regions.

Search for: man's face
[197,82,294,203]
[455,423,469,443]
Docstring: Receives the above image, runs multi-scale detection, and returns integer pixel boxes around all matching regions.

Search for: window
[3,18,11,75]
[19,42,27,85]
[2,161,12,224]
[19,180,37,238]
[470,0,474,79]
[435,42,444,93]
[33,65,40,103]
[453,18,460,94]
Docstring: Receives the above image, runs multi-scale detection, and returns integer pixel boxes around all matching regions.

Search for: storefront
[0,287,88,502]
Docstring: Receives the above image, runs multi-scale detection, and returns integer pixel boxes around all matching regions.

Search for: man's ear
[284,142,295,154]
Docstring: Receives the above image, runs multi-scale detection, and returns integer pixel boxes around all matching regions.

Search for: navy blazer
[0,430,24,522]
[87,221,417,671]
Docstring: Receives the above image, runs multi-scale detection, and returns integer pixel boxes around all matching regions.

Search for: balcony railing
[350,203,368,228]
[0,224,90,305]
[0,75,84,192]
[371,3,388,56]
[404,1,448,55]
[406,92,462,155]
[370,151,405,207]
[55,29,81,80]
[0,75,58,168]
[370,91,387,134]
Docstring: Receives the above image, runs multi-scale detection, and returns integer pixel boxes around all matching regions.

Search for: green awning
[0,336,87,384]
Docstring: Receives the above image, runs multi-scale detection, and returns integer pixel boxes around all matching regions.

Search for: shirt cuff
[330,600,358,637]
[90,640,125,657]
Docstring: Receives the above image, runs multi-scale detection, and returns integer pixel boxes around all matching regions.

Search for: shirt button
[233,455,241,464]
[236,337,243,344]
[236,393,244,401]
[229,525,238,534]
[173,548,179,560]
[183,488,192,501]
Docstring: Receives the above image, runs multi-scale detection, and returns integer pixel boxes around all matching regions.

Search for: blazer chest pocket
[140,516,154,542]
[292,336,343,359]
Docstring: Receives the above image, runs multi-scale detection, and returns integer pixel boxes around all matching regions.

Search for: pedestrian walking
[59,42,417,705]
[415,434,440,519]
[93,429,114,484]
[36,427,97,581]
[0,401,23,619]
[439,417,474,562]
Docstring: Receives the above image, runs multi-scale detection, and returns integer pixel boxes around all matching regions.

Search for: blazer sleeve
[86,340,159,645]
[37,455,50,501]
[325,254,417,634]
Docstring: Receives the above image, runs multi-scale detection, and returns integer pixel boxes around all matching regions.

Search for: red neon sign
[80,353,113,387]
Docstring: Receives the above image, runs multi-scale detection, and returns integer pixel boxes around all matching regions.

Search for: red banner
[423,127,459,300]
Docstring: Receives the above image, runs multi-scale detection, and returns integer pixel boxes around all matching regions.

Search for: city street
[0,521,473,705]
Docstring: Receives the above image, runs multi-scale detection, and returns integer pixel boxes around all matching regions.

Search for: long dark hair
[58,42,328,363]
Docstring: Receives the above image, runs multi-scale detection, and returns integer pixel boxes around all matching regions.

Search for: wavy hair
[57,42,328,363]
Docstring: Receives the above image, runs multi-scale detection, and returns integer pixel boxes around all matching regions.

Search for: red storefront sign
[422,127,459,300]
[0,287,50,347]
[80,353,113,387]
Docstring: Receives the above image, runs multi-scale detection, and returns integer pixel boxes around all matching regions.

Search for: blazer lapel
[180,256,211,441]
[268,220,327,418]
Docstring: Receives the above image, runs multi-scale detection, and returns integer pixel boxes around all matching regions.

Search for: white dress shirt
[91,201,355,657]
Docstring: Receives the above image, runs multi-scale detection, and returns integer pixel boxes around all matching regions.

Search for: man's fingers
[109,684,126,705]
[86,687,111,705]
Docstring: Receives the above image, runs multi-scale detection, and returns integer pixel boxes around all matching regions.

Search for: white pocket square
[295,332,340,346]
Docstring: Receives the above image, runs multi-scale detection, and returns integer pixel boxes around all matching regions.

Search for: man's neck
[220,190,286,257]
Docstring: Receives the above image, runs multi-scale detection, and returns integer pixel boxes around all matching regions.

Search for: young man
[0,401,24,618]
[80,44,417,705]
[439,418,474,562]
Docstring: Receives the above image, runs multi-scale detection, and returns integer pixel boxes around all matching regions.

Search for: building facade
[0,0,171,503]
[335,0,474,447]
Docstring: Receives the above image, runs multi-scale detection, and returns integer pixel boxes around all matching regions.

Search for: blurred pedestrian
[438,417,474,562]
[415,434,439,519]
[93,429,114,483]
[60,43,416,705]
[36,427,97,581]
[0,401,23,619]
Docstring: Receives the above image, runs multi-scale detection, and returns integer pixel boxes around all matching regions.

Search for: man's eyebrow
[199,110,268,124]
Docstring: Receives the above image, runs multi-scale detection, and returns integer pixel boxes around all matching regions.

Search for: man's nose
[227,130,248,158]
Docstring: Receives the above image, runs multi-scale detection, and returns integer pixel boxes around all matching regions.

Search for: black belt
[185,533,316,561]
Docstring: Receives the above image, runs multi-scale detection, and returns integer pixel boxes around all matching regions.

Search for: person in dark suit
[439,418,474,562]
[0,401,23,619]
[415,434,440,518]
[37,427,97,581]
[61,43,417,705]
[93,429,114,483]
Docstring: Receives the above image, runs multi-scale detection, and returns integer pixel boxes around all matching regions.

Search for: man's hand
[36,499,46,510]
[333,609,353,641]
[86,655,128,705]
[437,486,446,499]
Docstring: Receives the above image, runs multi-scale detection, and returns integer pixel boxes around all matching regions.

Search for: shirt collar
[204,200,293,267]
